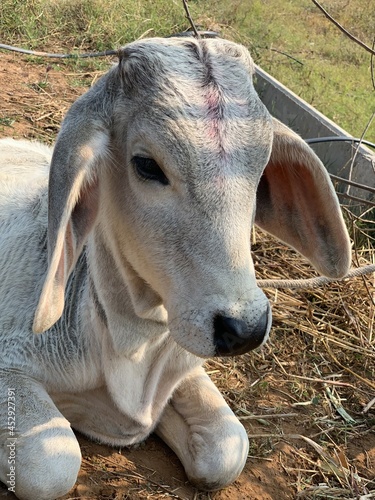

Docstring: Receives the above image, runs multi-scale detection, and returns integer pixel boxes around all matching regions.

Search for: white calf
[0,37,350,499]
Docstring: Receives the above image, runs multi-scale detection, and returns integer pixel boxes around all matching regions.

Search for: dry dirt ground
[0,53,374,500]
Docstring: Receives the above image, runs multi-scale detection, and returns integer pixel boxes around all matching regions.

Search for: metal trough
[255,66,375,210]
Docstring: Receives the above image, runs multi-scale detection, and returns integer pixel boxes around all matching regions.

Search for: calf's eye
[132,156,169,185]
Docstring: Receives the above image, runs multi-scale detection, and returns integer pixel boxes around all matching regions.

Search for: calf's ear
[32,97,110,334]
[255,118,351,278]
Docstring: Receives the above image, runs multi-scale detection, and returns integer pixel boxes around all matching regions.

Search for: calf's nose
[213,305,271,356]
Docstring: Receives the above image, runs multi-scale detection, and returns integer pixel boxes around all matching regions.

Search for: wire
[0,32,219,59]
[0,43,118,59]
[305,136,375,150]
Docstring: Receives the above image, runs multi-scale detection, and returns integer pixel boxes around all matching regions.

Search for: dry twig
[311,0,375,56]
[181,0,200,38]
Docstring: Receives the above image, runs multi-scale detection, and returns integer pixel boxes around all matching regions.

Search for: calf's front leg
[0,372,81,500]
[155,366,249,491]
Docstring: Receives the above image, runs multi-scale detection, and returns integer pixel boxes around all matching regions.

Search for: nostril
[214,315,246,339]
[213,315,248,356]
[213,306,271,357]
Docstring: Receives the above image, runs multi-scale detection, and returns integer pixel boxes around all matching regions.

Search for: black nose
[213,307,270,356]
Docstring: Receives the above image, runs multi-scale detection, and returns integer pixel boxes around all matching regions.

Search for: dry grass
[205,225,375,498]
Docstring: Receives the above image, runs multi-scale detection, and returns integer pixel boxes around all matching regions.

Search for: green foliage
[0,0,187,48]
[0,0,374,140]
[0,116,15,128]
[197,0,375,141]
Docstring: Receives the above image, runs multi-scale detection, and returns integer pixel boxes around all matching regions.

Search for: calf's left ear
[255,118,351,278]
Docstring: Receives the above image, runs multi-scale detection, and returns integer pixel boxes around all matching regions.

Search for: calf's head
[33,38,351,358]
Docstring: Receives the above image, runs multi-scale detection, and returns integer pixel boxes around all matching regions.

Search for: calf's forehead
[120,38,273,175]
[121,37,255,86]
[121,38,261,115]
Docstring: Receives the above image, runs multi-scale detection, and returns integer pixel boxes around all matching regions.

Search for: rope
[258,264,375,289]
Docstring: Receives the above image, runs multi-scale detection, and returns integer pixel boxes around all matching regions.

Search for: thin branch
[94,454,185,499]
[329,174,375,195]
[337,192,375,207]
[270,47,303,65]
[238,413,299,420]
[371,38,375,91]
[181,0,200,39]
[311,0,375,56]
[324,338,375,391]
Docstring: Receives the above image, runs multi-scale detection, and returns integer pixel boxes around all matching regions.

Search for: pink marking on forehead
[204,88,226,154]
[205,89,223,122]
[206,91,221,111]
